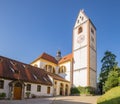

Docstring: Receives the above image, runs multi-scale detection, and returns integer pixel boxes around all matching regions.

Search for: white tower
[72,10,97,88]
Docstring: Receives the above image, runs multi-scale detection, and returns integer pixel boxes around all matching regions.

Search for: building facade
[72,10,97,87]
[31,10,97,88]
[0,56,70,100]
[0,10,96,100]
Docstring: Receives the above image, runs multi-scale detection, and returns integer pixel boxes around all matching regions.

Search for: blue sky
[0,0,120,77]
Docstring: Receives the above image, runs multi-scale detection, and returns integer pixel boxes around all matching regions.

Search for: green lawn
[97,86,120,104]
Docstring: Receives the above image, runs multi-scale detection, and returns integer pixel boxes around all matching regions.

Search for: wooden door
[14,86,22,100]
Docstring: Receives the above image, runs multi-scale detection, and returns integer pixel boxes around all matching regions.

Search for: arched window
[44,65,56,74]
[65,84,69,96]
[53,68,56,74]
[44,65,47,71]
[78,27,82,34]
[58,66,66,73]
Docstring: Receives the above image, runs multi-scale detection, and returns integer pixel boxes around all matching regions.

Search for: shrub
[25,92,31,98]
[78,86,95,95]
[0,92,6,99]
[71,86,95,95]
[71,87,80,95]
[104,70,119,92]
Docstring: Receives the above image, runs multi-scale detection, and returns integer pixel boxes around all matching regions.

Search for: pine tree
[99,50,118,93]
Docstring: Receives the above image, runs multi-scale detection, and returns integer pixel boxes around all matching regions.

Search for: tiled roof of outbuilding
[0,56,52,86]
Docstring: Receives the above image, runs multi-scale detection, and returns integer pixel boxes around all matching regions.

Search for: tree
[99,51,118,93]
[104,70,119,92]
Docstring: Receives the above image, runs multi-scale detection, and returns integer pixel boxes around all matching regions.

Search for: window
[47,87,50,94]
[54,81,57,87]
[91,28,94,34]
[91,36,94,42]
[44,65,55,74]
[0,80,4,89]
[78,27,82,34]
[58,66,66,73]
[55,81,57,85]
[53,68,55,74]
[26,84,31,91]
[37,85,41,92]
[81,17,84,21]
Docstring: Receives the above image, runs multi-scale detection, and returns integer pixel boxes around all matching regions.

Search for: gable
[74,10,89,28]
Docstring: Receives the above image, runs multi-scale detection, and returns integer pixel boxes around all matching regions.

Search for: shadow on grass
[52,100,91,104]
[97,96,120,104]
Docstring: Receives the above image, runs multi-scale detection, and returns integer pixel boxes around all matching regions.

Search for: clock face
[77,35,85,43]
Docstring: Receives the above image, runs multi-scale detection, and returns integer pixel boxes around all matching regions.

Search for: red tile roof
[0,56,52,86]
[31,52,73,65]
[0,56,70,85]
[58,53,73,64]
[31,52,58,64]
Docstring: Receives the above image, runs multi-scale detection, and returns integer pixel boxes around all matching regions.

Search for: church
[0,10,97,100]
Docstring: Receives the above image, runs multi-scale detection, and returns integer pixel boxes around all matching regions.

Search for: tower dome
[55,50,62,61]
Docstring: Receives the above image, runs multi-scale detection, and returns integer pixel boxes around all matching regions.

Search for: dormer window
[10,67,15,73]
[78,27,82,34]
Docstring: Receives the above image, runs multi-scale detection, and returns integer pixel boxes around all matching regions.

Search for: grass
[97,86,120,104]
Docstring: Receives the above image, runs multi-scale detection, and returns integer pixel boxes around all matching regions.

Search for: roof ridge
[0,55,28,66]
[31,52,58,64]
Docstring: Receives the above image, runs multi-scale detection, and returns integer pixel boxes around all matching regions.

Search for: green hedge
[71,86,95,95]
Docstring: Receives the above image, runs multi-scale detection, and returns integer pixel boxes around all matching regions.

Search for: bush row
[71,86,95,95]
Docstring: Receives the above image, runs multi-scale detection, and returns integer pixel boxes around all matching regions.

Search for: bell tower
[72,10,97,88]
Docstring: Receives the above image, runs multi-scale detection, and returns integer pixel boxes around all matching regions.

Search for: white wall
[0,79,12,98]
[73,48,87,70]
[90,69,97,88]
[58,61,71,81]
[90,23,96,50]
[89,22,97,88]
[90,49,96,71]
[0,78,54,99]
[73,69,87,87]
[24,82,53,97]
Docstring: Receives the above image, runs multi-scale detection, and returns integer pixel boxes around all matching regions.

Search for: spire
[55,50,62,61]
